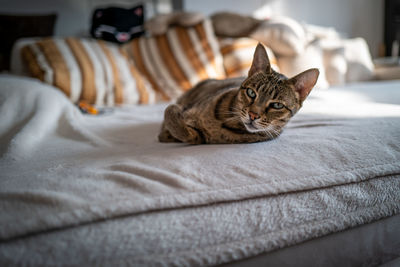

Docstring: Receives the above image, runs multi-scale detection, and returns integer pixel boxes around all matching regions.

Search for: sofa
[11,11,376,107]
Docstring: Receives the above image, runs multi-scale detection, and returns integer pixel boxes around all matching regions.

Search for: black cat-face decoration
[90,5,144,44]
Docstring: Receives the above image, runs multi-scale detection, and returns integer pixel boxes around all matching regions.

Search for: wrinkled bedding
[0,75,399,265]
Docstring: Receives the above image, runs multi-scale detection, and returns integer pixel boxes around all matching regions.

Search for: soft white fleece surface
[0,75,399,262]
[1,178,399,266]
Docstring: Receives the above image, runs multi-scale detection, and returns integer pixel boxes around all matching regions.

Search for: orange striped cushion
[123,19,226,101]
[21,37,156,106]
[219,38,279,78]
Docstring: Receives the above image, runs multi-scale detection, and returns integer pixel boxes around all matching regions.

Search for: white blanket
[1,74,400,247]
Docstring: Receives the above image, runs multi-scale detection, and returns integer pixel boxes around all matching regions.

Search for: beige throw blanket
[1,75,400,245]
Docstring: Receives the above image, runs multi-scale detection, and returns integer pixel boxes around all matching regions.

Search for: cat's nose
[249,111,260,121]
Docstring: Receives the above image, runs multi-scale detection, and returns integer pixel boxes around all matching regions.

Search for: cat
[158,43,319,144]
[90,5,144,44]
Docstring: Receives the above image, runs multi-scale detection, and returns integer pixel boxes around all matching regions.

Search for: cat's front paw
[158,129,181,143]
[163,104,202,144]
[163,104,188,141]
[165,104,184,121]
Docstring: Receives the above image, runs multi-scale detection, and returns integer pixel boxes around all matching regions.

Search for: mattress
[0,75,399,266]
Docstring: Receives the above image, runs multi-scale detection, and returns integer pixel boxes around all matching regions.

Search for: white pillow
[319,37,374,83]
[343,38,374,82]
[303,23,341,43]
[323,47,347,86]
[250,16,307,57]
[277,40,329,89]
[10,38,41,76]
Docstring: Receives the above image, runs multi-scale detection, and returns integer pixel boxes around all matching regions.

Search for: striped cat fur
[159,43,319,144]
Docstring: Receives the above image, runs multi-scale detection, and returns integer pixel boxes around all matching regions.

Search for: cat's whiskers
[260,128,273,139]
[216,107,241,117]
[230,107,248,117]
[229,107,242,113]
[224,116,241,124]
[217,111,241,123]
[268,126,280,138]
[217,110,240,116]
[257,124,278,139]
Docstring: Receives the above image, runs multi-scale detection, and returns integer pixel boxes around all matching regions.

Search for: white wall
[185,0,383,58]
[0,0,169,37]
[0,0,383,57]
[0,0,91,36]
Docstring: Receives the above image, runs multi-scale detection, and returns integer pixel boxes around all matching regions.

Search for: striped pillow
[123,19,226,101]
[21,37,156,106]
[219,38,279,78]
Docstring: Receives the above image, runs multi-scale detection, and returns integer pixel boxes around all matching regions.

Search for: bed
[0,73,399,266]
[1,6,400,265]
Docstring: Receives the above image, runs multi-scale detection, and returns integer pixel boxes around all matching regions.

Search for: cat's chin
[244,123,263,133]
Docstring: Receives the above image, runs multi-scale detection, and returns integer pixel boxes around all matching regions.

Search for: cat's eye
[246,88,256,98]
[269,102,284,109]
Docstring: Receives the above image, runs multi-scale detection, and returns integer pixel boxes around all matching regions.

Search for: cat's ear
[132,6,143,16]
[248,43,271,77]
[95,9,104,18]
[289,68,319,102]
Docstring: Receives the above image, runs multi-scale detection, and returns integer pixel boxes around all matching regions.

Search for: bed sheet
[0,75,399,265]
[1,176,399,266]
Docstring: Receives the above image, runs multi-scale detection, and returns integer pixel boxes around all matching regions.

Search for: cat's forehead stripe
[252,73,285,103]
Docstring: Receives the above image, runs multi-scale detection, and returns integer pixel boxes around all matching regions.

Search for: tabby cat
[158,43,319,144]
